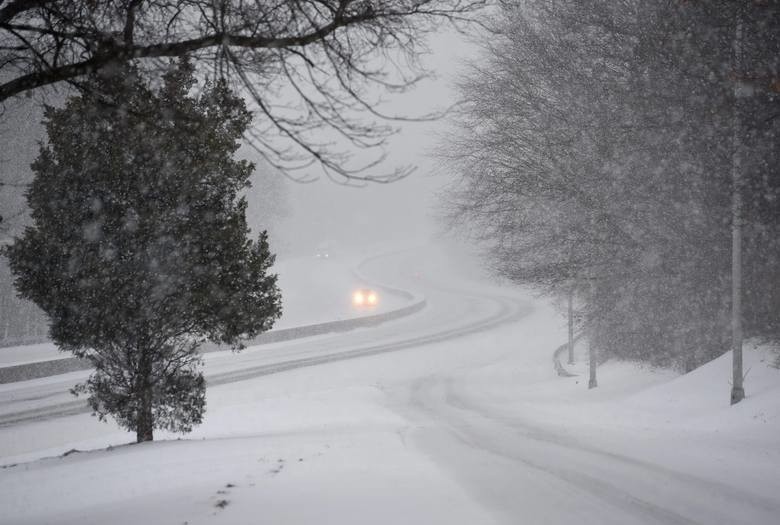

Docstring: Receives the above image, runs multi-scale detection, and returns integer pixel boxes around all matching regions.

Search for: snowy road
[399,374,780,524]
[1,245,779,524]
[0,246,528,433]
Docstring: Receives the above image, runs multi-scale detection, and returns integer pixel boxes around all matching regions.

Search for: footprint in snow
[269,458,285,475]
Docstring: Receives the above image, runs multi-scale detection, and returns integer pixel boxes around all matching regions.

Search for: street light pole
[730,3,745,405]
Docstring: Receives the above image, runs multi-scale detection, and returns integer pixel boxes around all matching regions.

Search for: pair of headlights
[353,289,378,306]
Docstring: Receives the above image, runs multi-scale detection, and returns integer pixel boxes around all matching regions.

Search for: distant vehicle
[352,288,379,308]
[315,242,332,259]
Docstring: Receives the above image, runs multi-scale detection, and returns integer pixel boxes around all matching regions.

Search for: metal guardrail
[0,337,50,349]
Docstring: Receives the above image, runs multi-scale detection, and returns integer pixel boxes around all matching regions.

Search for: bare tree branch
[0,0,487,182]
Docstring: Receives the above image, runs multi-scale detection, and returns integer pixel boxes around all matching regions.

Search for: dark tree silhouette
[6,60,282,442]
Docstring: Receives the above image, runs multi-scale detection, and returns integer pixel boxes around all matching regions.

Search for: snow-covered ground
[1,245,779,524]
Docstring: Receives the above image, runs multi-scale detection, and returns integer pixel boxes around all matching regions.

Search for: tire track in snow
[402,375,780,525]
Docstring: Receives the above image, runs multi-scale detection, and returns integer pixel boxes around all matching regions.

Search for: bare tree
[0,0,484,183]
[442,0,779,382]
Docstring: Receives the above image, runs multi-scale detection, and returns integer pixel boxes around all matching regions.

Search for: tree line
[444,1,779,395]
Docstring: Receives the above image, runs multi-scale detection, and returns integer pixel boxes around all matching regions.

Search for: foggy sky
[253,28,478,256]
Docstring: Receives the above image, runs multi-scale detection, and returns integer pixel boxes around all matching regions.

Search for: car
[315,241,333,259]
[352,288,379,307]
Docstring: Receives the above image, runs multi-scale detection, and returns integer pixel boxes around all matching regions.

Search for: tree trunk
[588,338,598,389]
[730,5,745,405]
[136,350,154,442]
[136,391,154,442]
[1,293,8,342]
[568,289,575,365]
[681,336,696,373]
[22,302,31,340]
[731,170,745,404]
[587,281,597,389]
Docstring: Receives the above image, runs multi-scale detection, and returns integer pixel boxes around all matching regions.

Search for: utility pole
[730,3,745,405]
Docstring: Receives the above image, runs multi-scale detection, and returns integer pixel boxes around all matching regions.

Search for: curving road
[0,247,530,428]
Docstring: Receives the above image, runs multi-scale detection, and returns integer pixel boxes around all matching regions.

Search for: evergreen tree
[6,60,282,442]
